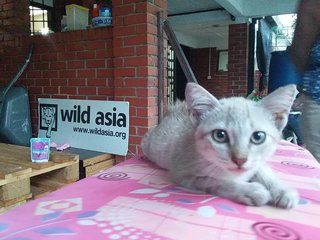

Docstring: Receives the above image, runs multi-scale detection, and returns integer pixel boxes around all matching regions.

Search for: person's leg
[301,94,320,162]
[289,0,320,73]
[287,114,305,146]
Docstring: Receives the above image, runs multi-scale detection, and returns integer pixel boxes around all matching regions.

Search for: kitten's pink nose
[232,158,246,168]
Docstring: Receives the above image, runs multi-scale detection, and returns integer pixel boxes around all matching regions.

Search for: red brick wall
[189,47,229,98]
[228,23,249,96]
[0,0,30,54]
[0,1,248,160]
[112,0,167,158]
[0,0,167,161]
[189,24,249,99]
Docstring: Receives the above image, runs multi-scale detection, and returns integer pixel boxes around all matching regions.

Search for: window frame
[29,0,54,35]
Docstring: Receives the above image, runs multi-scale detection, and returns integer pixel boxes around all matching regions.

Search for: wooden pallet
[83,155,114,177]
[0,143,79,213]
[64,148,115,178]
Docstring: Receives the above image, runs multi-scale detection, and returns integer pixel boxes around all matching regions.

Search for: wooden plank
[82,154,113,167]
[0,193,32,207]
[0,179,30,201]
[85,159,114,177]
[0,143,80,210]
[31,177,69,191]
[50,151,79,163]
[63,147,112,166]
[0,156,79,186]
[41,162,79,183]
[0,153,55,170]
[0,162,32,179]
[0,143,79,165]
[31,185,50,199]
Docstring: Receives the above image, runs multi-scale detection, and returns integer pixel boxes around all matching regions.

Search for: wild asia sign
[38,98,129,155]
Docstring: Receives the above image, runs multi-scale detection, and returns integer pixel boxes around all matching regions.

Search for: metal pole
[163,20,198,84]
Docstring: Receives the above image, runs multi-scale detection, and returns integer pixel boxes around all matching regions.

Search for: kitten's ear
[185,82,219,122]
[260,84,297,131]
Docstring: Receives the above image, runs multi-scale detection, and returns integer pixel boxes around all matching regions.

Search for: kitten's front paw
[236,182,271,206]
[271,188,299,209]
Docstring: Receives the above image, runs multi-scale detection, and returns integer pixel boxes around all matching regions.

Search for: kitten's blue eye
[250,131,266,144]
[212,129,229,143]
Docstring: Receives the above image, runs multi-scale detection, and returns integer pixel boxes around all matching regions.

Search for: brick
[86,59,106,68]
[67,60,85,69]
[58,52,76,60]
[137,87,158,97]
[114,67,136,77]
[98,87,114,96]
[124,13,146,25]
[87,78,107,86]
[78,87,97,95]
[129,135,143,146]
[136,106,158,117]
[130,116,158,127]
[41,53,58,62]
[127,96,157,107]
[97,69,113,78]
[124,56,154,67]
[28,86,43,95]
[51,79,68,86]
[96,49,112,58]
[43,71,58,78]
[69,78,86,86]
[27,70,42,78]
[113,46,135,57]
[137,23,157,35]
[113,25,137,37]
[66,43,85,52]
[137,66,157,77]
[124,35,147,46]
[85,41,106,50]
[115,87,137,97]
[60,87,77,95]
[78,69,96,78]
[76,51,95,59]
[59,70,77,78]
[34,79,50,87]
[43,87,59,94]
[116,4,135,16]
[50,61,66,70]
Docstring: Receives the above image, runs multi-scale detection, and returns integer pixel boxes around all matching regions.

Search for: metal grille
[167,46,176,105]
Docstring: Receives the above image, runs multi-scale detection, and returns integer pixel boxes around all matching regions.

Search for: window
[217,50,228,72]
[29,0,54,35]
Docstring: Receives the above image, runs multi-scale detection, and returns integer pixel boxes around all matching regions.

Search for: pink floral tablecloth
[0,141,319,240]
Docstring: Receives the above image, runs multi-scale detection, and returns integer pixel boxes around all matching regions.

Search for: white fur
[141,83,299,208]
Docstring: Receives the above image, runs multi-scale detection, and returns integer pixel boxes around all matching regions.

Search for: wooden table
[0,143,79,213]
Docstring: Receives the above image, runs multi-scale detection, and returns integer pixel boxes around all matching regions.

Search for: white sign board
[38,98,129,155]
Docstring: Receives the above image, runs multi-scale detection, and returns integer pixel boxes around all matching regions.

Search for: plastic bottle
[92,3,99,18]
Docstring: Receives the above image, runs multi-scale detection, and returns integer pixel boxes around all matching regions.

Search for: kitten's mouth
[227,167,246,173]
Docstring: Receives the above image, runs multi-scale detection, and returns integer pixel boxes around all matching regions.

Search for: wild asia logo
[40,104,127,138]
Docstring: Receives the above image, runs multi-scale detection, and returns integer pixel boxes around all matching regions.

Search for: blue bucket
[268,50,302,93]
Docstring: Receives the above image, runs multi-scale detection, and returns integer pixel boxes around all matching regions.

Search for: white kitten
[141,83,299,208]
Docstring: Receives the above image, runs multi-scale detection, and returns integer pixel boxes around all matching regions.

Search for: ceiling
[167,0,300,49]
